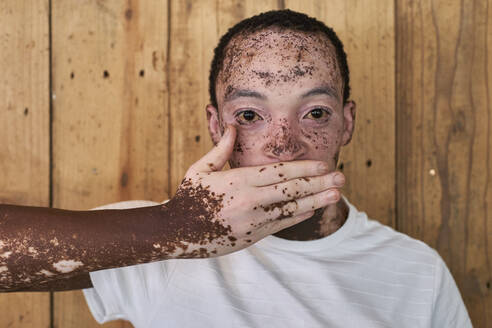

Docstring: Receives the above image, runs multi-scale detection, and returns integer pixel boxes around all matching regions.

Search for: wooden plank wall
[396,0,492,326]
[51,1,169,327]
[0,0,489,327]
[0,1,51,327]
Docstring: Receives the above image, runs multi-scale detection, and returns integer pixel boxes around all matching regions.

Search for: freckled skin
[208,28,356,240]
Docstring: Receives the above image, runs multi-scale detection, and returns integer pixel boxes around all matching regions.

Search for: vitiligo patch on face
[218,29,342,95]
[215,29,346,172]
[263,119,303,157]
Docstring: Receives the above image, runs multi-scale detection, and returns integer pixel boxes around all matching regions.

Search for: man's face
[207,29,355,170]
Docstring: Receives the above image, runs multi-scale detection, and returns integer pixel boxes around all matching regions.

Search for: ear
[341,100,356,146]
[206,104,222,145]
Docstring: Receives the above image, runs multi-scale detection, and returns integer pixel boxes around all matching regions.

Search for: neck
[273,198,349,241]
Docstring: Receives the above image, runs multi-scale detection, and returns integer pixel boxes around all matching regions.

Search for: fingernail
[333,173,345,186]
[327,190,339,200]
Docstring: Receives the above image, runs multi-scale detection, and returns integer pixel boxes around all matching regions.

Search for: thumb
[193,125,236,172]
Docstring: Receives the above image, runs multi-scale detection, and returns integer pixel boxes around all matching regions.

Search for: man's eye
[304,108,331,120]
[236,110,263,124]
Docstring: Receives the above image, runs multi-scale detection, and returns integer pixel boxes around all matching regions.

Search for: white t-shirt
[83,198,472,328]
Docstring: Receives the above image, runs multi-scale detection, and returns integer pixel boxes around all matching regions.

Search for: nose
[263,124,307,161]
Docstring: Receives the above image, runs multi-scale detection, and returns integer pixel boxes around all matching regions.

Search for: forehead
[217,29,342,101]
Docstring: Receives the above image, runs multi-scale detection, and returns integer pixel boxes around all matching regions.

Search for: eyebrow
[223,86,340,103]
[301,86,340,102]
[224,89,267,103]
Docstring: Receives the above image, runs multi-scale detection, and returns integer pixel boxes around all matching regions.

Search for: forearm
[0,203,190,291]
[5,273,93,292]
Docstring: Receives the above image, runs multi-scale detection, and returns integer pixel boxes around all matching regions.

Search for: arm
[5,274,93,292]
[1,126,343,292]
[0,203,204,292]
[431,255,472,327]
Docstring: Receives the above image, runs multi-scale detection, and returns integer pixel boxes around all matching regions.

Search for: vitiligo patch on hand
[0,251,12,259]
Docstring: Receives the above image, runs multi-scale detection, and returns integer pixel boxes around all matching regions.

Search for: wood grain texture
[0,1,50,327]
[396,0,492,326]
[0,1,489,326]
[284,0,396,227]
[168,0,280,192]
[168,0,216,192]
[51,0,169,327]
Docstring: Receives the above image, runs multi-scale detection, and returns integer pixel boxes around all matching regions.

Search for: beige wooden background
[0,0,490,327]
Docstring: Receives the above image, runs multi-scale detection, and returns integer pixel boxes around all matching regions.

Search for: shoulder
[349,208,440,262]
[341,203,442,291]
[343,202,471,326]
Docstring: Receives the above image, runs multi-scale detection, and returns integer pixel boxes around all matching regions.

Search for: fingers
[233,160,331,187]
[191,125,236,172]
[259,188,340,223]
[258,172,345,203]
[268,210,316,233]
[295,189,340,214]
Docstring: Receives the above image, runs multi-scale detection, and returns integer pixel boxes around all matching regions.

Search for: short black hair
[208,9,350,108]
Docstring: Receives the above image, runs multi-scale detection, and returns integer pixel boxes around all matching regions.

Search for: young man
[0,10,471,327]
